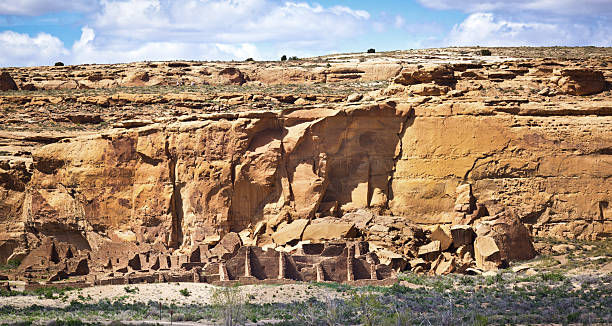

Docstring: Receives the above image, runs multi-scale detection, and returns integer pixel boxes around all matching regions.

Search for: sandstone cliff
[0,48,610,278]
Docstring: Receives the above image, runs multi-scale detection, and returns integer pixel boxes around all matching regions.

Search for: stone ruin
[15,237,396,289]
[1,181,539,291]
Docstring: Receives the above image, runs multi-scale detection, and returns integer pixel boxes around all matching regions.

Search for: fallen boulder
[475,211,536,262]
[272,219,309,245]
[302,220,356,242]
[474,236,502,271]
[556,68,605,95]
[0,72,18,91]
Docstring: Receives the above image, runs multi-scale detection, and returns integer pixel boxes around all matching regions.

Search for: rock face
[556,68,605,95]
[0,72,18,91]
[0,50,610,280]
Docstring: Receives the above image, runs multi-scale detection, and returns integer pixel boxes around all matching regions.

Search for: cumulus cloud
[77,0,371,63]
[0,0,97,16]
[90,0,369,44]
[417,0,612,16]
[418,0,612,47]
[0,30,68,67]
[70,26,261,63]
[1,0,372,66]
[445,13,612,47]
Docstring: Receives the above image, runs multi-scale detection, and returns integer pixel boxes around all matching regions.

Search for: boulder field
[0,48,610,283]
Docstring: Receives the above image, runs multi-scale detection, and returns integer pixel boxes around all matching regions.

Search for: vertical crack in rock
[165,135,183,248]
[387,107,414,208]
[366,154,373,208]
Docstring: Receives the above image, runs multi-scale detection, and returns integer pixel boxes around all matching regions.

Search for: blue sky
[1,0,611,67]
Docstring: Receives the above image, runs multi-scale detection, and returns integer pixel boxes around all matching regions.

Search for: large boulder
[302,220,356,242]
[555,68,605,95]
[418,241,441,261]
[0,72,18,91]
[474,236,501,271]
[393,65,456,86]
[271,219,309,245]
[430,225,452,251]
[454,183,475,213]
[450,225,474,248]
[215,67,246,85]
[475,211,536,262]
[210,232,242,259]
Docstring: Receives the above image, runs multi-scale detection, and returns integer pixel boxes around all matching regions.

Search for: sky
[0,0,611,67]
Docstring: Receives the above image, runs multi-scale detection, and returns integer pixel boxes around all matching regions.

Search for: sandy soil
[0,282,346,309]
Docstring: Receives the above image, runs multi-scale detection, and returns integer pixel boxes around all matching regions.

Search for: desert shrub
[473,314,489,326]
[566,312,580,323]
[211,284,246,326]
[58,318,85,326]
[540,272,565,282]
[288,56,299,60]
[54,62,65,66]
[280,55,287,61]
[348,292,383,326]
[367,48,376,53]
[0,259,21,270]
[179,288,190,297]
[32,286,73,299]
[245,58,254,62]
[479,49,492,56]
[0,288,21,297]
[124,285,139,294]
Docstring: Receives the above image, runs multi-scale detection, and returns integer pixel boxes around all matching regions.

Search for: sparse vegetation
[211,284,246,326]
[123,286,139,294]
[0,259,21,271]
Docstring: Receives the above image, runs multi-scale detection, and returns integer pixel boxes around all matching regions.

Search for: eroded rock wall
[11,103,406,256]
[3,99,609,262]
[390,103,612,239]
[1,55,611,267]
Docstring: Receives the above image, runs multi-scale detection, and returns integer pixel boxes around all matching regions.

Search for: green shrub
[474,314,489,326]
[32,286,72,299]
[179,288,191,297]
[280,55,287,61]
[245,58,254,62]
[124,285,139,294]
[0,259,21,270]
[54,62,65,66]
[348,292,383,326]
[540,272,565,282]
[367,48,376,53]
[53,318,85,326]
[566,312,580,323]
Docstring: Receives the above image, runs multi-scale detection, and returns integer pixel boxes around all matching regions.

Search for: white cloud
[1,0,373,66]
[394,15,406,29]
[416,0,612,47]
[89,0,369,43]
[417,0,612,16]
[0,30,68,67]
[445,12,612,47]
[68,0,371,63]
[70,26,260,63]
[0,0,97,16]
